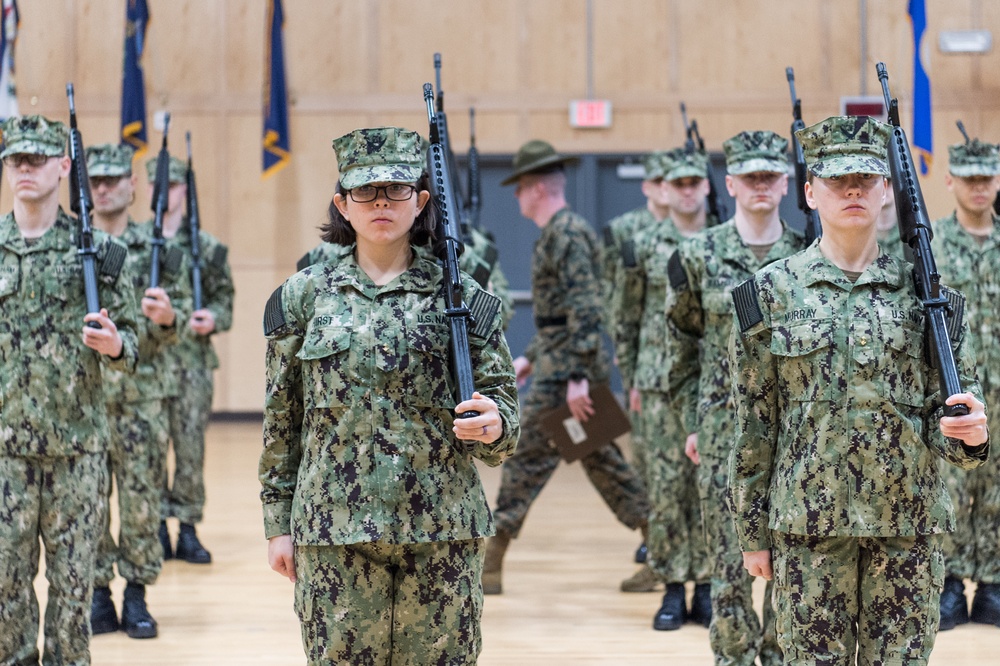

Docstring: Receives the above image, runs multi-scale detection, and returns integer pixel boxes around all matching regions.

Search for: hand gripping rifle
[787,67,822,244]
[185,131,203,311]
[877,62,969,416]
[66,83,102,328]
[425,82,479,419]
[680,102,728,223]
[149,113,171,289]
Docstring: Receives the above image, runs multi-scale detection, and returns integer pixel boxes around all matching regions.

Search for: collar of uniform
[795,240,904,290]
[940,211,1000,252]
[1,207,77,253]
[119,218,148,248]
[324,245,438,294]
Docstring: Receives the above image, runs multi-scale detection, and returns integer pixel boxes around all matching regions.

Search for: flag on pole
[0,0,19,121]
[909,0,932,174]
[262,0,290,177]
[121,0,149,154]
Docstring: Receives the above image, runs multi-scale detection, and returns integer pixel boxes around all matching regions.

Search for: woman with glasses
[259,126,519,665]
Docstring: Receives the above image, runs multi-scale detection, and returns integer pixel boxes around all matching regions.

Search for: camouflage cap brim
[87,163,132,177]
[339,163,424,190]
[727,158,788,176]
[1,139,66,159]
[949,163,1000,178]
[665,164,707,181]
[808,154,889,178]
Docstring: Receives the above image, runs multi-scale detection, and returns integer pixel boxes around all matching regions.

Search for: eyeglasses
[2,153,52,169]
[349,184,416,203]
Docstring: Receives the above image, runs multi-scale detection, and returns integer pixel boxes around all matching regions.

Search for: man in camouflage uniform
[613,149,713,628]
[730,115,990,664]
[260,126,520,664]
[0,116,139,665]
[931,135,1000,630]
[148,155,235,564]
[86,144,191,639]
[667,131,805,665]
[603,150,672,577]
[483,139,650,595]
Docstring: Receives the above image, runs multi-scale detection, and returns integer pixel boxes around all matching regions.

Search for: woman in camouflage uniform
[260,126,519,665]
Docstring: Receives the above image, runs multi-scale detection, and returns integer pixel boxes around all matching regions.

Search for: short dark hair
[321,173,436,247]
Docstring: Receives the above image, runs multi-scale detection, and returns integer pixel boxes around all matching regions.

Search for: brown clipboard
[540,383,631,463]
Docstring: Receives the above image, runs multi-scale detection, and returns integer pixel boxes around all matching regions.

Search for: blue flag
[262,0,290,177]
[909,0,932,174]
[0,0,19,121]
[120,0,149,154]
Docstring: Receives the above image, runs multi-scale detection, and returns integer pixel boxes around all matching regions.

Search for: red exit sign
[569,99,613,128]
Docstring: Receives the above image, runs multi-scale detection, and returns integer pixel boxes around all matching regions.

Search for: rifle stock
[425,82,478,419]
[149,113,171,289]
[786,67,822,244]
[66,83,102,328]
[877,62,968,417]
[186,132,203,311]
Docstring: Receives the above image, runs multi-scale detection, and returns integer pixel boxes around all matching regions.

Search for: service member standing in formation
[730,115,990,664]
[148,156,235,564]
[931,134,1000,630]
[613,148,713,630]
[667,130,805,666]
[605,149,673,586]
[0,116,139,666]
[260,127,519,665]
[483,139,651,595]
[87,144,191,640]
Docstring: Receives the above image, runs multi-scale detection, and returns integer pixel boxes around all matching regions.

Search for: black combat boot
[90,586,119,635]
[121,582,158,639]
[174,523,212,564]
[688,582,712,628]
[971,582,1000,627]
[939,576,969,631]
[652,583,687,631]
[158,520,173,560]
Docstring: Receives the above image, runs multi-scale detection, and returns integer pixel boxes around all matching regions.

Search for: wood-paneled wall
[11,0,1000,412]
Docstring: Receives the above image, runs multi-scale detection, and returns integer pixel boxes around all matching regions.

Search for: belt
[535,315,568,328]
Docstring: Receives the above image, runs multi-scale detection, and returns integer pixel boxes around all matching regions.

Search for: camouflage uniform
[0,110,140,666]
[729,116,990,664]
[461,225,515,330]
[931,138,1000,624]
[668,132,805,664]
[147,157,236,529]
[493,207,649,536]
[613,150,710,594]
[260,127,520,665]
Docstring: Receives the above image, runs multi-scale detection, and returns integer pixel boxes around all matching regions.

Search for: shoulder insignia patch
[98,240,127,279]
[210,244,229,268]
[470,262,491,289]
[296,251,312,272]
[732,278,764,333]
[602,225,615,246]
[942,286,965,344]
[481,243,499,272]
[667,251,688,291]
[263,285,286,336]
[468,289,501,339]
[162,246,184,277]
[621,240,637,268]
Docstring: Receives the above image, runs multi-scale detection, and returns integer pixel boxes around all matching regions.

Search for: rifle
[149,113,171,289]
[185,131,203,311]
[957,119,1000,216]
[465,107,482,232]
[877,62,969,416]
[680,102,728,223]
[433,53,469,235]
[66,83,102,328]
[424,82,479,418]
[787,67,822,244]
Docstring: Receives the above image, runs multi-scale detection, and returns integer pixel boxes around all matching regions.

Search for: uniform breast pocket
[404,322,455,407]
[770,321,836,401]
[0,267,18,301]
[879,322,925,407]
[295,325,353,410]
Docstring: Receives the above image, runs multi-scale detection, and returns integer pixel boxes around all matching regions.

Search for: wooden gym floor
[29,420,1000,664]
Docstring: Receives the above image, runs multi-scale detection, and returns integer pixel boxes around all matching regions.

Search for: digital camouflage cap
[332,126,426,190]
[0,115,69,158]
[664,147,708,181]
[723,131,788,175]
[145,155,188,184]
[642,150,672,181]
[86,143,135,177]
[948,139,1000,177]
[796,116,890,178]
